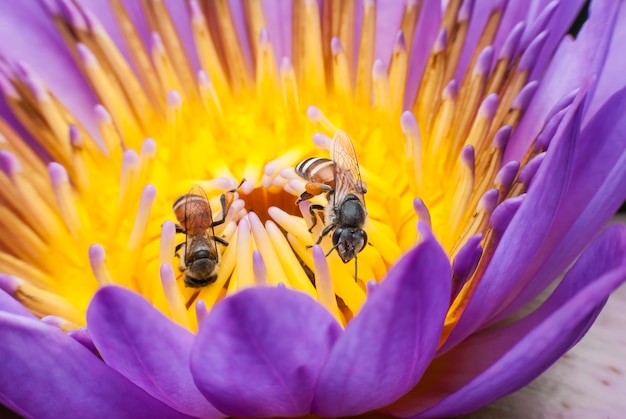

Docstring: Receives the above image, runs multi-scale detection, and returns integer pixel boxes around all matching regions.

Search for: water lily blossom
[0,0,625,417]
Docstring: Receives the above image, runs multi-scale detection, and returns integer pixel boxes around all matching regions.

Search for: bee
[173,184,238,290]
[295,130,368,266]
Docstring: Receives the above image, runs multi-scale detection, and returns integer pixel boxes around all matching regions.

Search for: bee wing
[184,185,216,253]
[331,130,366,208]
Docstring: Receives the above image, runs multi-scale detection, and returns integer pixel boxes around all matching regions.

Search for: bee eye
[332,228,344,245]
[354,229,367,251]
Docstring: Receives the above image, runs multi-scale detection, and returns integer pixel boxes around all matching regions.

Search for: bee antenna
[325,242,340,257]
[232,178,246,192]
[354,254,358,283]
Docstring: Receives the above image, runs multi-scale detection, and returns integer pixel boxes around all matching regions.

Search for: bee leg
[185,290,200,310]
[296,191,315,204]
[297,183,333,204]
[211,192,232,228]
[213,179,246,228]
[308,204,326,233]
[316,223,336,244]
[229,178,246,193]
[212,236,229,247]
[307,223,336,249]
[175,224,185,234]
[175,242,187,272]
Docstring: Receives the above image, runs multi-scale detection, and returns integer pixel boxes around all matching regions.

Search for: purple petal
[529,0,588,80]
[455,0,498,83]
[451,234,483,302]
[441,88,587,354]
[312,226,451,417]
[262,0,292,65]
[587,1,626,120]
[492,84,626,322]
[0,1,99,136]
[505,0,618,162]
[386,224,626,417]
[190,286,342,417]
[0,312,188,418]
[373,1,406,68]
[67,328,100,355]
[0,277,36,318]
[405,0,442,109]
[87,286,223,418]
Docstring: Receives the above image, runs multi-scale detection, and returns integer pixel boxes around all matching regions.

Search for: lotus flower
[0,0,625,417]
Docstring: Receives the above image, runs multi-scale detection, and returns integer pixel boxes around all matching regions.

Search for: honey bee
[295,130,368,265]
[173,184,238,290]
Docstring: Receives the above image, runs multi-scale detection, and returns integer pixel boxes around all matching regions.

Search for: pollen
[0,0,546,334]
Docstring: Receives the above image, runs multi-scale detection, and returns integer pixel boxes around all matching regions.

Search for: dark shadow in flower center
[240,186,300,223]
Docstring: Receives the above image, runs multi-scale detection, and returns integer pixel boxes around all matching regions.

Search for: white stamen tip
[0,151,22,175]
[413,198,431,227]
[264,160,278,176]
[331,37,343,54]
[89,244,113,286]
[252,250,268,286]
[240,179,254,194]
[76,43,97,66]
[122,148,139,167]
[366,280,379,295]
[48,162,69,187]
[287,179,306,194]
[197,70,210,87]
[195,299,209,324]
[167,90,182,107]
[400,111,419,133]
[142,184,157,201]
[312,132,332,149]
[279,167,297,179]
[159,220,177,267]
[141,138,157,157]
[94,105,112,124]
[69,125,82,146]
[372,59,386,78]
[89,244,106,265]
[306,106,323,122]
[281,56,292,72]
[160,263,175,284]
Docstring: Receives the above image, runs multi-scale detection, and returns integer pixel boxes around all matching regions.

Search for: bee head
[332,227,367,263]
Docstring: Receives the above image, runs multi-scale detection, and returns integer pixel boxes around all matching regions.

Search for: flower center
[240,187,301,223]
[0,0,549,336]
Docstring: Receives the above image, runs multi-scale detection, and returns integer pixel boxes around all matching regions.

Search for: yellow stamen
[354,0,375,106]
[127,185,157,250]
[389,31,409,114]
[1,275,84,324]
[89,245,114,286]
[48,163,81,237]
[312,245,341,321]
[159,263,190,328]
[78,44,142,142]
[159,220,176,269]
[141,0,197,98]
[190,0,230,98]
[247,212,288,286]
[235,217,254,289]
[251,250,269,286]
